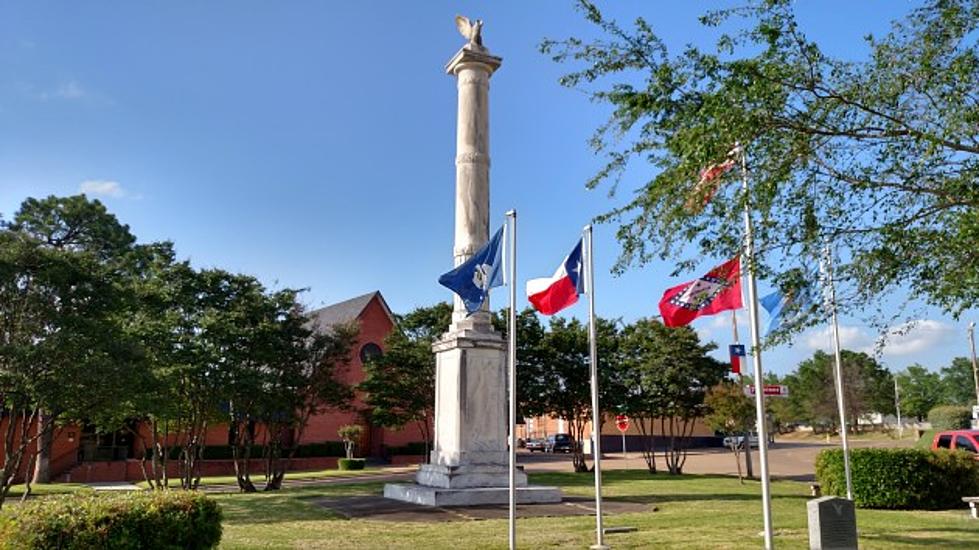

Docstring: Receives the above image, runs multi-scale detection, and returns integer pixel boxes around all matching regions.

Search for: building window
[360,342,383,364]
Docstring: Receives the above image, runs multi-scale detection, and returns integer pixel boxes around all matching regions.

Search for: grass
[132,465,410,489]
[4,482,92,499]
[210,470,979,549]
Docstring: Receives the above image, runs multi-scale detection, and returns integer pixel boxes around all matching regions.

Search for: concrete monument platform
[383,483,562,507]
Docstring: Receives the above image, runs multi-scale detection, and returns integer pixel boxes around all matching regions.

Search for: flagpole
[732,310,754,479]
[738,143,775,550]
[824,244,854,500]
[506,210,517,550]
[584,224,608,550]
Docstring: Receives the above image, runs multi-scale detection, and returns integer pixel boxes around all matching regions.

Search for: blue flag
[761,271,817,335]
[438,225,505,315]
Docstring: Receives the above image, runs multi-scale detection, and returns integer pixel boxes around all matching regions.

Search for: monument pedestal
[384,321,561,507]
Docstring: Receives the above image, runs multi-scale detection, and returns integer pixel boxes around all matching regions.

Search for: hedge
[338,458,366,470]
[815,447,979,509]
[383,442,429,456]
[143,441,346,461]
[927,405,973,430]
[0,491,222,550]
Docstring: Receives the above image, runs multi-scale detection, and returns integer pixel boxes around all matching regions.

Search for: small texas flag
[526,239,583,315]
[729,344,746,374]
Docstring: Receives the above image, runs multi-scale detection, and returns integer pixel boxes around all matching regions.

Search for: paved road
[519,437,913,481]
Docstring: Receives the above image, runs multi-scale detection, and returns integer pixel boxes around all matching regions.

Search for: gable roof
[308,291,395,329]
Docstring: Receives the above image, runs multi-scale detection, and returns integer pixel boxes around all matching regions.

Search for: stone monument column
[384,17,559,506]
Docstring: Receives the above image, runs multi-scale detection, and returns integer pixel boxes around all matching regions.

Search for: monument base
[383,483,562,507]
[415,462,528,489]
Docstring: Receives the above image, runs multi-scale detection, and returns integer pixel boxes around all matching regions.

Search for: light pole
[969,322,978,407]
[894,375,903,439]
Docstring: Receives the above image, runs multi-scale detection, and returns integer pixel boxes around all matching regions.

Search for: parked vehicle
[546,433,573,453]
[525,438,547,452]
[723,433,760,449]
[931,430,979,455]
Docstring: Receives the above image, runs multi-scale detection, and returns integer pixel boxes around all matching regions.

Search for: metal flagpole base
[590,545,611,550]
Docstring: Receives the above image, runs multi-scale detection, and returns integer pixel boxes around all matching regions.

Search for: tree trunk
[31,410,53,484]
[744,428,754,479]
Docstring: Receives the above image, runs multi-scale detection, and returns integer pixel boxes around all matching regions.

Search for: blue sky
[1,1,972,376]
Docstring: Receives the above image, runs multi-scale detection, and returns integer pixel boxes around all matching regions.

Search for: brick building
[6,291,430,483]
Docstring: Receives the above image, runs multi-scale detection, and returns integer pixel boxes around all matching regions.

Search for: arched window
[359,342,383,364]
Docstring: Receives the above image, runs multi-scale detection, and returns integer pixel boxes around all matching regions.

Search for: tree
[705,381,756,482]
[541,0,979,330]
[617,319,726,474]
[0,196,142,507]
[897,364,944,420]
[784,350,893,432]
[338,425,364,459]
[940,357,978,406]
[359,302,452,462]
[517,314,620,473]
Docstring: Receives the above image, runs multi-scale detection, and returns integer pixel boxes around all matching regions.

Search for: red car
[931,430,979,455]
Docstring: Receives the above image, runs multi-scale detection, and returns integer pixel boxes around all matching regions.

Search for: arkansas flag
[658,257,743,327]
[526,239,583,315]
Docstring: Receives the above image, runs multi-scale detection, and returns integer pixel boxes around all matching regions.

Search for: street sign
[744,384,790,397]
[615,414,629,432]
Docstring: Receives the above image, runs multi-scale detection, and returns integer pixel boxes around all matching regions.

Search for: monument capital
[445,47,502,77]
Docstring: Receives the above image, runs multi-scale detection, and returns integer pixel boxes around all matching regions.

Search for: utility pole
[969,322,978,407]
[894,376,903,440]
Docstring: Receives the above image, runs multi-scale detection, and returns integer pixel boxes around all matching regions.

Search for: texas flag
[526,239,583,315]
[658,256,743,327]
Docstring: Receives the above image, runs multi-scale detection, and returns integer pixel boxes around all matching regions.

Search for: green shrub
[383,442,429,456]
[0,490,221,550]
[815,447,979,509]
[914,429,937,449]
[295,441,346,458]
[928,405,973,430]
[338,458,366,470]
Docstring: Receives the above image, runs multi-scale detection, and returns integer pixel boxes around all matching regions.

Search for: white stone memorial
[384,16,561,507]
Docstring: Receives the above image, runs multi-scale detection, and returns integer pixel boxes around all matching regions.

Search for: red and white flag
[526,239,583,315]
[685,149,739,212]
[658,257,743,327]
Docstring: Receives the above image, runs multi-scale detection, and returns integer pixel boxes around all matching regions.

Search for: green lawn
[213,470,979,549]
[4,482,92,499]
[133,465,409,489]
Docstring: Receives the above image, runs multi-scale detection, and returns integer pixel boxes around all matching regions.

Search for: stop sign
[615,415,629,433]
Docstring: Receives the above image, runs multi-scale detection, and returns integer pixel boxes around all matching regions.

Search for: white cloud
[39,80,86,101]
[804,325,875,354]
[79,180,126,198]
[802,319,956,358]
[880,320,957,356]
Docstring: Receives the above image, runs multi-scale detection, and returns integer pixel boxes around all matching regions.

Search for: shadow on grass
[216,483,388,525]
[870,533,975,548]
[604,492,809,505]
[530,470,767,487]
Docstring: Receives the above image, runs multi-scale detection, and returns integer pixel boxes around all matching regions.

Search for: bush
[914,429,936,449]
[0,490,221,550]
[295,441,346,458]
[383,442,429,456]
[815,447,979,509]
[338,458,366,471]
[928,405,973,430]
